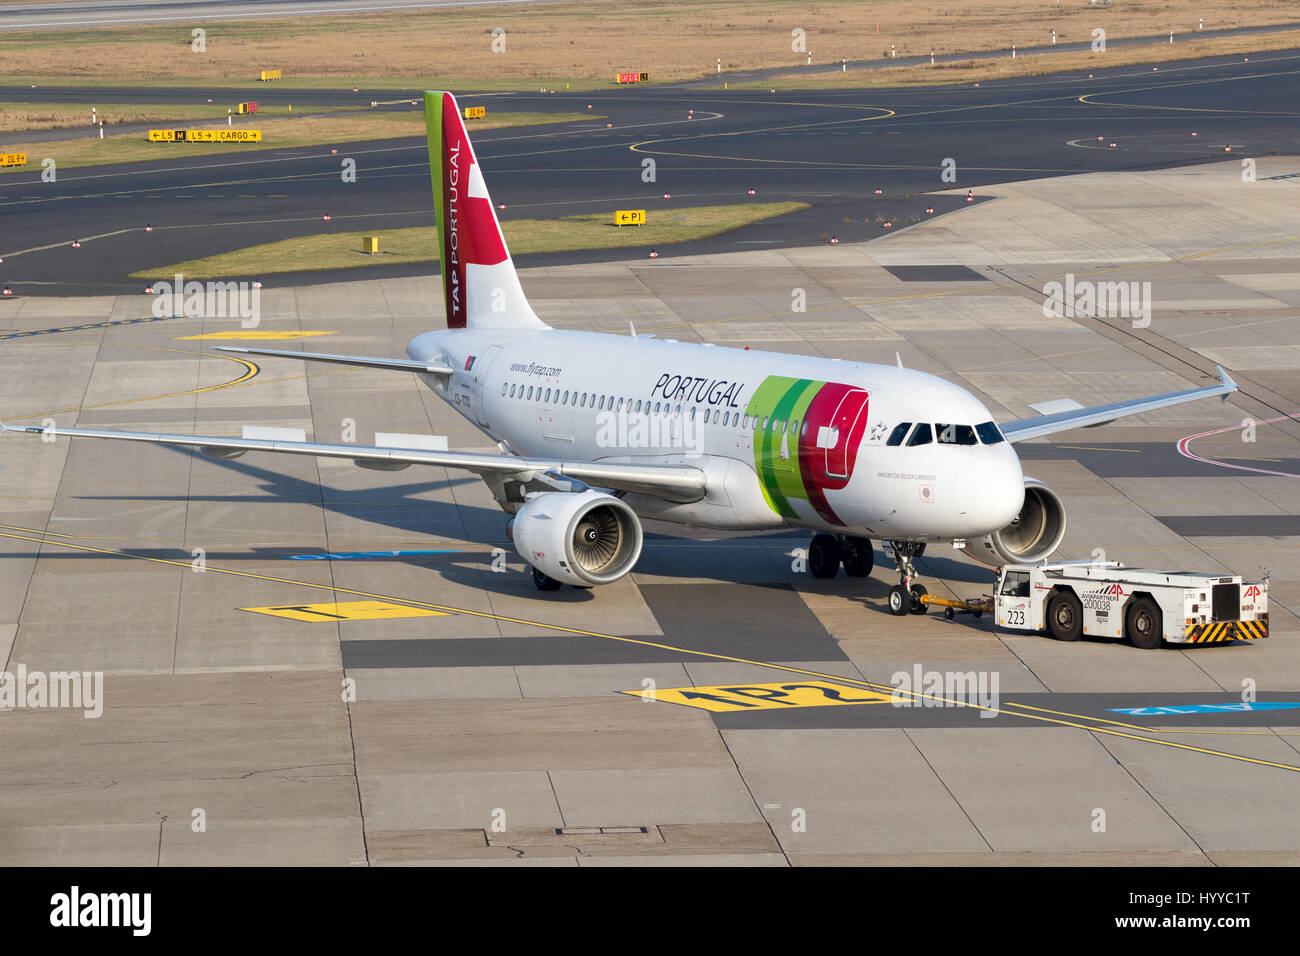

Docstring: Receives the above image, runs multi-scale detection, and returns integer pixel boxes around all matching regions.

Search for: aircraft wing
[999,365,1238,443]
[0,422,707,503]
[212,345,455,375]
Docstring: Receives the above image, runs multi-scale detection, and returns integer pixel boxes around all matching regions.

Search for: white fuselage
[407,327,1026,542]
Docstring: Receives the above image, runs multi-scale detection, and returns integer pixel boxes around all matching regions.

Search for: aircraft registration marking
[622,680,893,712]
[240,600,449,622]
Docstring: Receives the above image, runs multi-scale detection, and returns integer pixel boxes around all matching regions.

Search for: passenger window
[654,402,661,415]
[976,421,1004,445]
[886,422,911,446]
[689,406,696,420]
[742,415,751,428]
[936,424,978,445]
[907,423,933,446]
[800,419,809,437]
[527,386,534,400]
[1000,572,1031,598]
[501,384,507,396]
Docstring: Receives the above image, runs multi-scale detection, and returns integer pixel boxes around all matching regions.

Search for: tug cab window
[1000,571,1031,598]
[886,422,912,446]
[976,421,1005,445]
[906,423,933,447]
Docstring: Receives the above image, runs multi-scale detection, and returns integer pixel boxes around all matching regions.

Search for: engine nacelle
[508,490,643,586]
[982,478,1067,564]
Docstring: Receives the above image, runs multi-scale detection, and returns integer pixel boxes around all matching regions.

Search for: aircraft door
[471,344,503,428]
[822,388,869,479]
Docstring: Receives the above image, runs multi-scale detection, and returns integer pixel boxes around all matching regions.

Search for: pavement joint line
[631,232,1300,339]
[0,522,1297,773]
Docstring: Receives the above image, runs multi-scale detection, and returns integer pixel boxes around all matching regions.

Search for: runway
[4,48,1300,295]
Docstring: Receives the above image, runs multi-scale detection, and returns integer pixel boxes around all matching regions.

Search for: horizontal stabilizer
[213,345,453,375]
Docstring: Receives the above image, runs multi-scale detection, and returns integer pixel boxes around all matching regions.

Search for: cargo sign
[616,72,649,84]
[0,152,27,167]
[187,129,263,142]
[614,209,646,226]
[149,129,263,142]
[462,106,486,120]
[259,69,282,81]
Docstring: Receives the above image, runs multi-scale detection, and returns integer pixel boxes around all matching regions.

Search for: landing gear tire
[887,585,909,616]
[809,533,842,579]
[908,583,929,615]
[1126,597,1162,649]
[532,566,563,591]
[841,536,873,577]
[1047,591,1084,642]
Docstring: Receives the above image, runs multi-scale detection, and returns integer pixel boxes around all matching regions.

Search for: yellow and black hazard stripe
[1183,619,1269,643]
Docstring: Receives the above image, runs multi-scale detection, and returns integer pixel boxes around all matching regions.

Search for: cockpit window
[906,423,933,447]
[976,421,1004,445]
[936,423,978,445]
[886,422,911,446]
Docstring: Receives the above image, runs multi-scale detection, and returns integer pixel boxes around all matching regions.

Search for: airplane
[1,91,1239,615]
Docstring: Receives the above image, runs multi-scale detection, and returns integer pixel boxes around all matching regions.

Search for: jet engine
[982,478,1067,564]
[507,490,643,587]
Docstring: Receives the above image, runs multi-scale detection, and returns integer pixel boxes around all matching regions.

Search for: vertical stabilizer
[424,90,548,330]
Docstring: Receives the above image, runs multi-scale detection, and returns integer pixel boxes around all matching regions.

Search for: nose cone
[958,446,1024,534]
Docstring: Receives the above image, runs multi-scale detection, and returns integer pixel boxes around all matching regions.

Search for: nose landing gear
[887,540,929,616]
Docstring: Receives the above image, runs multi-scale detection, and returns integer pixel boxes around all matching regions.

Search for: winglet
[1216,364,1238,394]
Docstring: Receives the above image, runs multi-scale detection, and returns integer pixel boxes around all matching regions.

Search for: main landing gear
[807,534,927,615]
[808,533,875,579]
[886,540,928,617]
